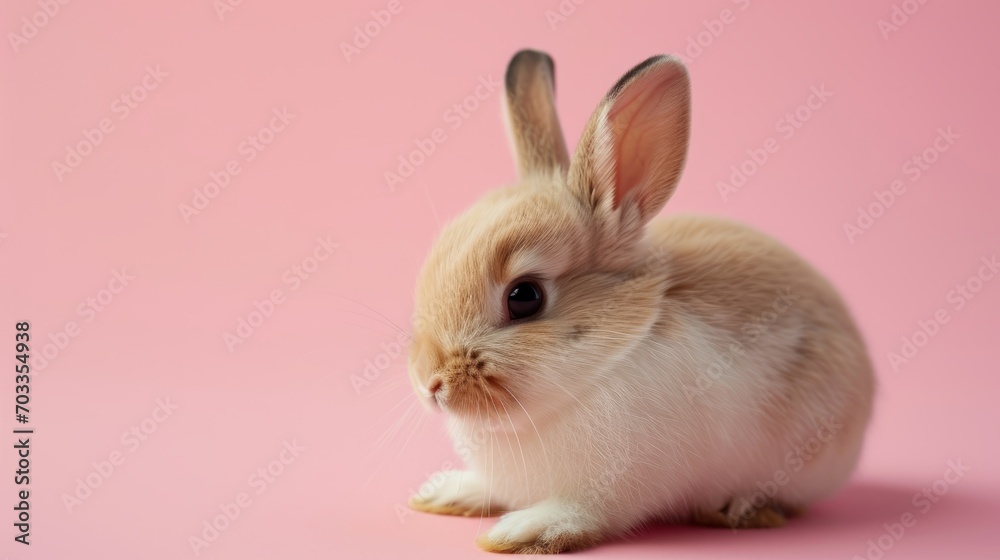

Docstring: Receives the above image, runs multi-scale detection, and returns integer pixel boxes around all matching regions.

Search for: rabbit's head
[409,51,691,428]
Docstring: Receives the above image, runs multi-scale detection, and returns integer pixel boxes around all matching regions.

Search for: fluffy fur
[406,50,874,554]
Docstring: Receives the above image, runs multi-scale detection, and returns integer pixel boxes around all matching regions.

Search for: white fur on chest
[450,316,803,527]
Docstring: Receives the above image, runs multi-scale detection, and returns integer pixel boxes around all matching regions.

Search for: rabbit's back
[641,213,875,509]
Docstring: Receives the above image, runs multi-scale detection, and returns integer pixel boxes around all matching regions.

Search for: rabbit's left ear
[504,50,570,178]
[569,55,691,225]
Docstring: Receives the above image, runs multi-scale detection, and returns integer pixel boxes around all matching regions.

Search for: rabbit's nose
[427,375,443,396]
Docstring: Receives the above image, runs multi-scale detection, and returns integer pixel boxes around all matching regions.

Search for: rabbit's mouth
[432,373,517,420]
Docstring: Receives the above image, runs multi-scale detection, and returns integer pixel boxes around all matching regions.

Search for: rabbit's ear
[569,56,691,225]
[504,50,570,178]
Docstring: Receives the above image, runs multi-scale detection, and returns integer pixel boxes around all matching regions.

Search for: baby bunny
[406,50,873,554]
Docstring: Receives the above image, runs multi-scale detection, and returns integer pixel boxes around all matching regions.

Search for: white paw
[477,501,600,554]
[409,470,498,517]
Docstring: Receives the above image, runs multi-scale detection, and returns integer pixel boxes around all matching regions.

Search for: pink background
[2,1,998,558]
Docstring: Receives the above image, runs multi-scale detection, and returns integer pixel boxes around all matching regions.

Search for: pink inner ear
[606,65,686,209]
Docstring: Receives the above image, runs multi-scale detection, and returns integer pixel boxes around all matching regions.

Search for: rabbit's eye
[507,280,544,320]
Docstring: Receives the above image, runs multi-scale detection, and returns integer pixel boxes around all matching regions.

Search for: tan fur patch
[475,530,600,554]
[408,496,501,518]
[691,503,789,529]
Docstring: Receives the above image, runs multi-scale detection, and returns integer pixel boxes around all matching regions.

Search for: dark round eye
[507,280,544,320]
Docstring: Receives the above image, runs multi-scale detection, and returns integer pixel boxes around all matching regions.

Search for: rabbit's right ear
[568,56,691,227]
[504,50,570,178]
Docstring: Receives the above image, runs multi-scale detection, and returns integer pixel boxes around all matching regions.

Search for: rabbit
[405,49,874,554]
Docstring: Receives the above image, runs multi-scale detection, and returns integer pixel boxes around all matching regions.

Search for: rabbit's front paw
[408,470,501,517]
[476,500,600,554]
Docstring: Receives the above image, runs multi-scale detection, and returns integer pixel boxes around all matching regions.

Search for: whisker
[345,321,401,339]
[496,395,530,499]
[368,391,419,435]
[289,346,330,363]
[394,405,426,459]
[417,178,442,229]
[488,392,521,484]
[322,295,413,342]
[363,400,420,487]
[363,374,411,400]
[500,385,550,472]
[374,399,418,449]
[327,306,409,337]
[476,405,490,536]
